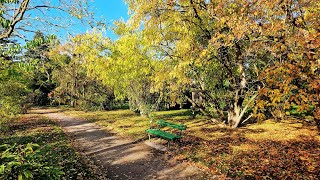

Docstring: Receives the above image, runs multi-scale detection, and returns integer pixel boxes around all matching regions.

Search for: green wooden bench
[146,119,187,142]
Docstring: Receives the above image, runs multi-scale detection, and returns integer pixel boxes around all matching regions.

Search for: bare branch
[27,5,66,12]
[241,114,253,124]
[0,0,98,41]
[0,0,31,40]
[239,93,258,120]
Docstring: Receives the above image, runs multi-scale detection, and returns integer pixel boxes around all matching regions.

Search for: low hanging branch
[0,0,30,40]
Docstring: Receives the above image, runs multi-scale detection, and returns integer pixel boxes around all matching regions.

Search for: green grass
[64,109,149,139]
[63,108,320,178]
[0,114,97,179]
[63,109,196,139]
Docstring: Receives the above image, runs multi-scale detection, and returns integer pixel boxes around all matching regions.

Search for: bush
[0,79,28,110]
[0,143,64,180]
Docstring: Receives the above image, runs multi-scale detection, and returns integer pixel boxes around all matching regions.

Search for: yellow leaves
[270,89,282,104]
[125,0,320,122]
[220,17,227,24]
[199,49,208,58]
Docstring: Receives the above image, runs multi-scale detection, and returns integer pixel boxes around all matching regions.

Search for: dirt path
[31,108,206,180]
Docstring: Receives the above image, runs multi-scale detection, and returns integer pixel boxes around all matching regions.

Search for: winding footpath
[31,108,207,180]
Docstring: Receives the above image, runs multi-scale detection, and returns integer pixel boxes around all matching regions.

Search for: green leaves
[0,0,19,4]
[25,33,57,50]
[0,143,64,180]
[0,115,98,179]
[47,32,114,110]
[0,18,10,28]
[0,54,31,120]
[0,164,5,174]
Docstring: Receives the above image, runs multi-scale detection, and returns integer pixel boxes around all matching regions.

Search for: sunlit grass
[245,119,320,141]
[63,109,319,142]
[64,109,149,138]
[64,109,212,139]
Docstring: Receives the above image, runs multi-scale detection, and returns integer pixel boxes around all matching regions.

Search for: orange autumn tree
[126,0,280,128]
[124,0,319,127]
[254,0,320,126]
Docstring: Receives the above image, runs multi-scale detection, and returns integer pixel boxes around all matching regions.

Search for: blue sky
[17,0,129,42]
[92,0,129,39]
[48,0,129,40]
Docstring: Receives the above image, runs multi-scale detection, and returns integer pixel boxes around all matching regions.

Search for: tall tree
[0,0,100,119]
[24,31,58,105]
[95,25,158,115]
[48,34,113,110]
[0,53,31,120]
[126,0,270,127]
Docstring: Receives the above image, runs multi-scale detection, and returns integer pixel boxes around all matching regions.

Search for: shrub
[0,143,64,180]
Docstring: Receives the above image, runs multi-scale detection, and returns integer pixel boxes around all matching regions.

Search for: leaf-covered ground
[0,114,101,179]
[172,121,320,179]
[64,108,320,179]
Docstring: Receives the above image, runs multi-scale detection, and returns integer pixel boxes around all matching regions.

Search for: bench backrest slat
[157,119,187,130]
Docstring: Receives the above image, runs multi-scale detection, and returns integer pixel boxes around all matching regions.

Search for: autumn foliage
[118,0,319,127]
[253,0,319,126]
[2,0,319,128]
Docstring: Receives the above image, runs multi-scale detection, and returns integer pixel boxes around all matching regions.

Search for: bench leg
[148,134,151,140]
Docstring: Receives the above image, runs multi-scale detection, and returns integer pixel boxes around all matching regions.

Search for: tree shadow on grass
[8,120,56,133]
[0,131,65,145]
[82,113,141,125]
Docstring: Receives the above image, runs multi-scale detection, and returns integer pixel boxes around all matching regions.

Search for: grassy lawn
[0,114,99,179]
[63,109,195,139]
[63,109,320,179]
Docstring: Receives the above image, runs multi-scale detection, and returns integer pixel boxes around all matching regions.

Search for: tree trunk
[227,91,258,128]
[228,91,243,128]
[227,54,249,128]
[226,42,248,128]
[0,0,30,40]
[191,91,196,117]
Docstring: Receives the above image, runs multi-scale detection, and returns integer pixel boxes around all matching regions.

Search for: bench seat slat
[146,129,181,140]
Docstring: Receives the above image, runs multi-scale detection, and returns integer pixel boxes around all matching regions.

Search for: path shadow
[30,108,69,114]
